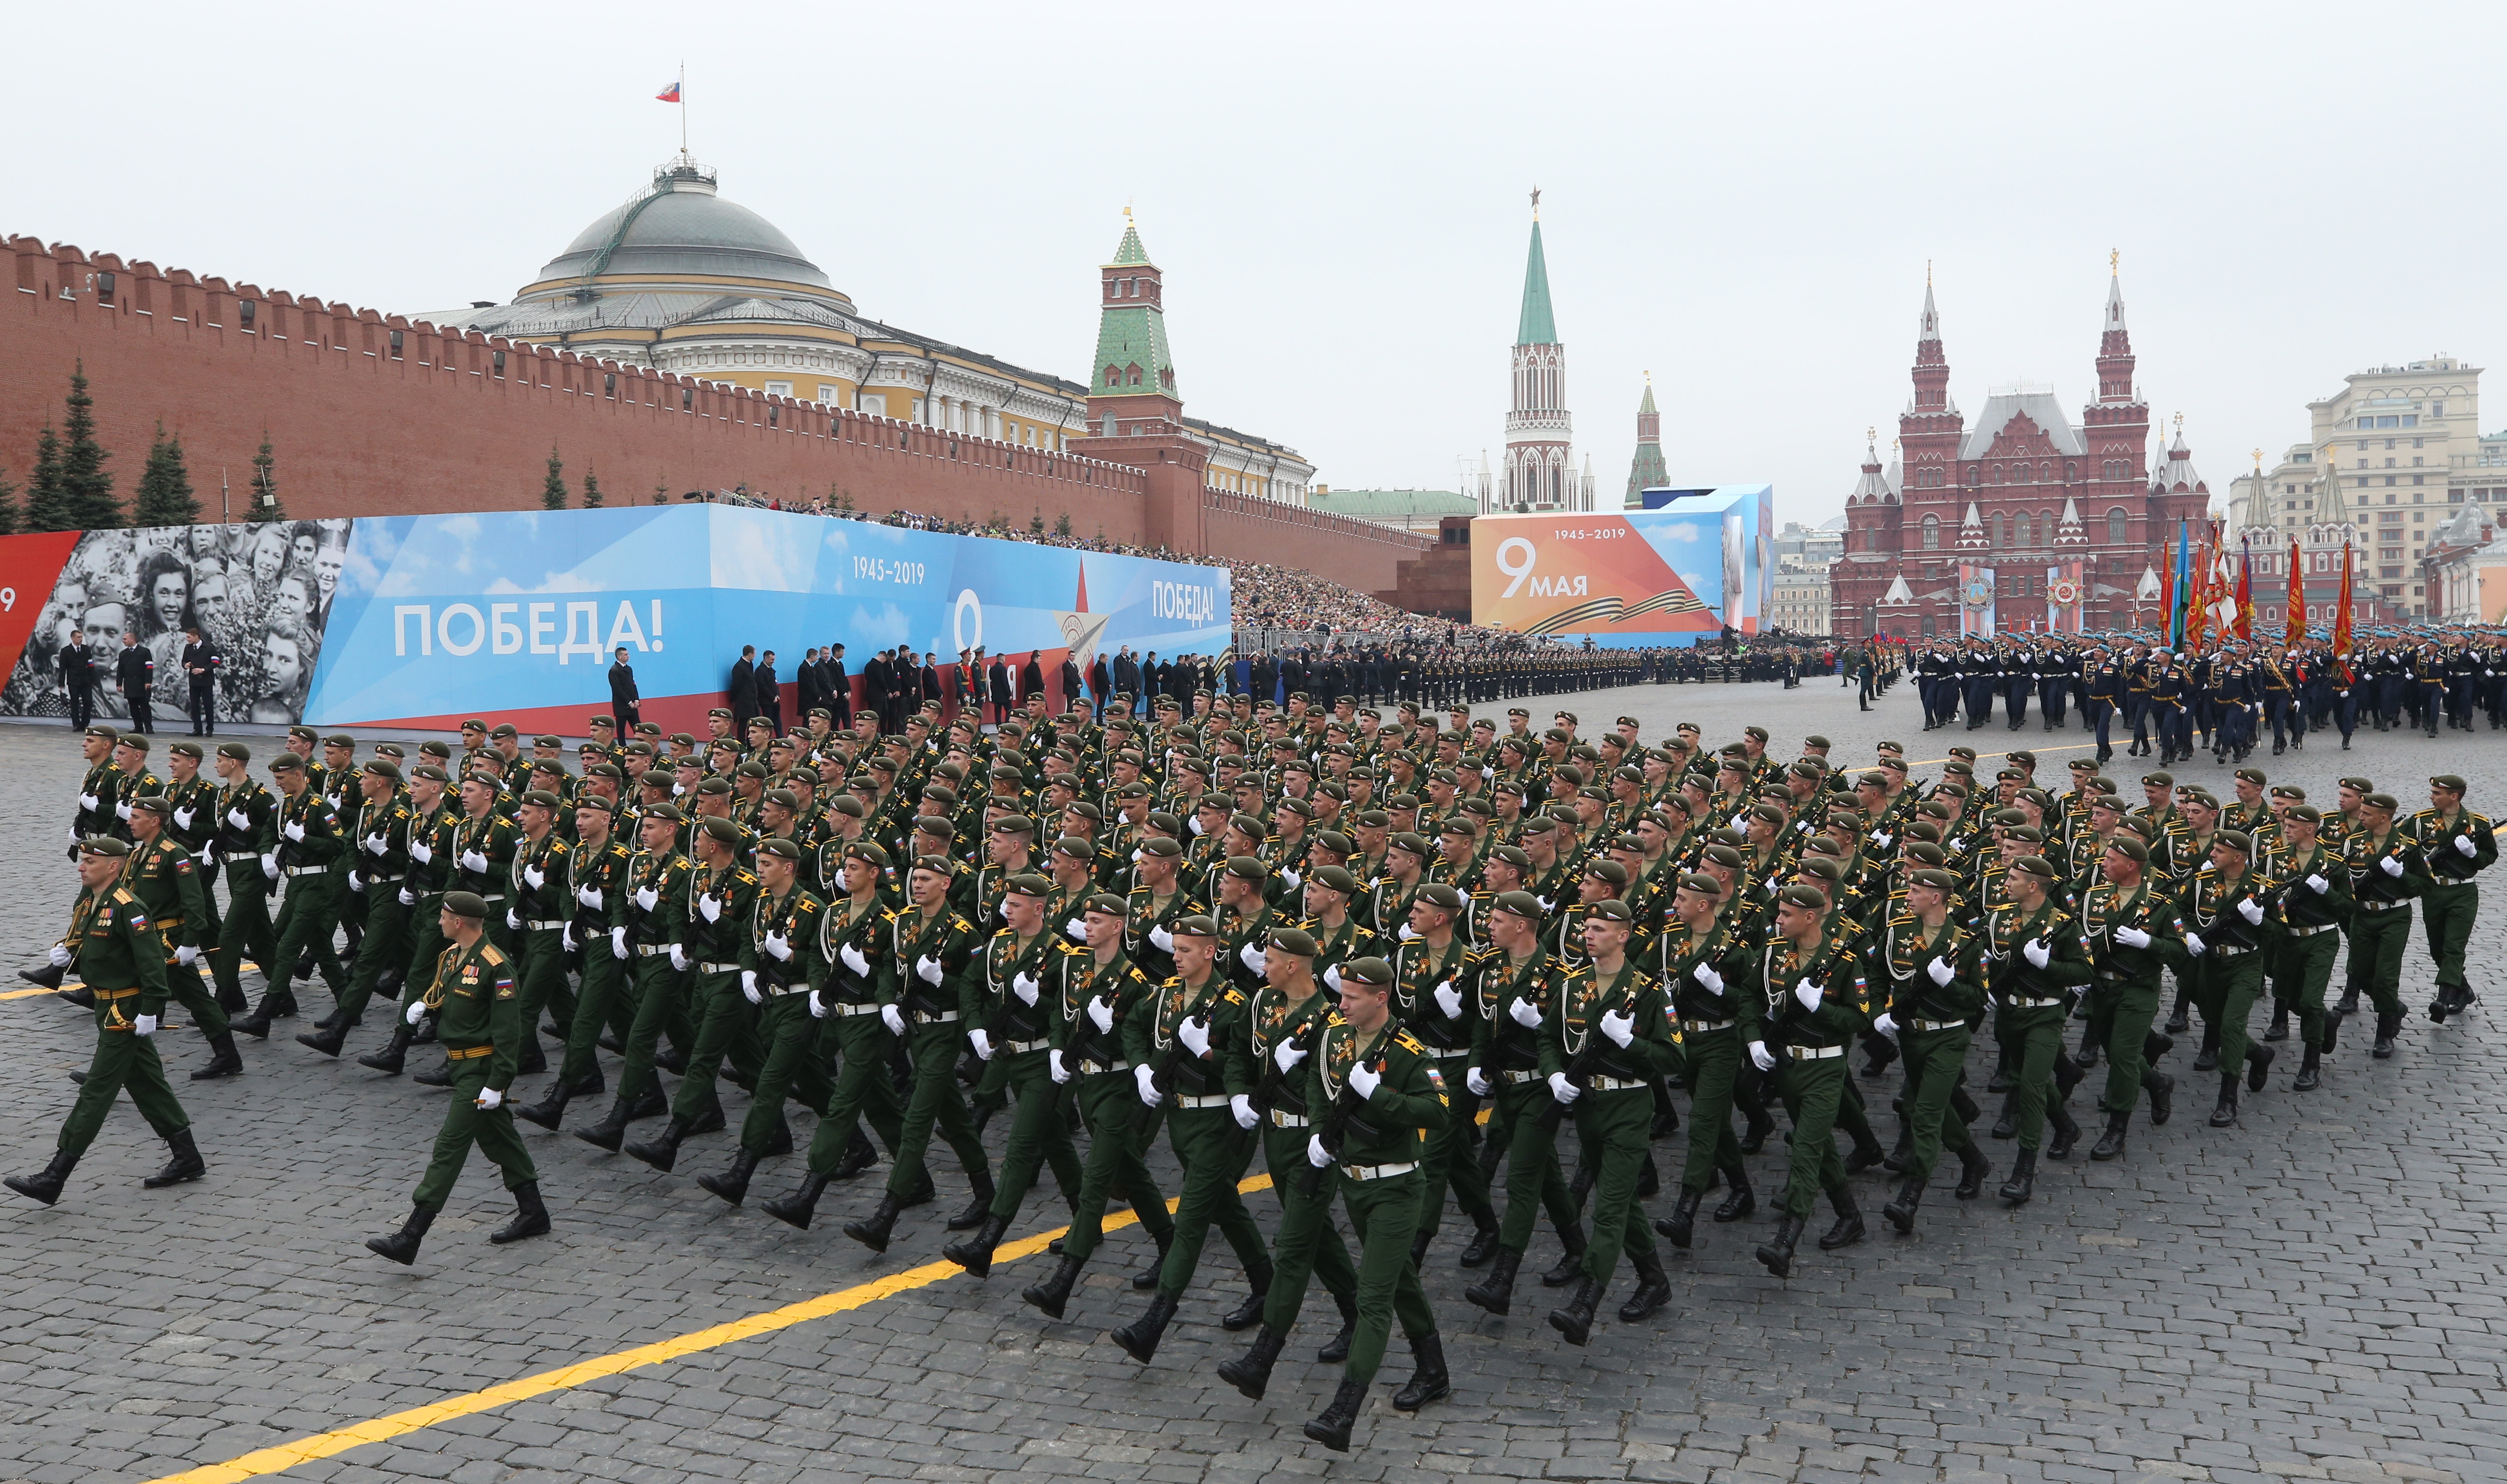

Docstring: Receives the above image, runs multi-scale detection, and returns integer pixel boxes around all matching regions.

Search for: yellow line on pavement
[1906,740,2100,768]
[3,961,266,1001]
[147,1171,1278,1484]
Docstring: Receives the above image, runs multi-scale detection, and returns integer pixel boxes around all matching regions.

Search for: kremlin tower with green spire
[1502,193,1588,511]
[1623,374,1668,508]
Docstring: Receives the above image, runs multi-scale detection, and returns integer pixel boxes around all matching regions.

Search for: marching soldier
[515,797,637,1127]
[2078,837,2185,1160]
[1747,885,1871,1277]
[622,817,762,1174]
[689,837,829,1205]
[1462,891,1586,1315]
[2339,792,2427,1062]
[299,759,415,1059]
[2264,805,2353,1092]
[1981,853,2088,1204]
[2411,774,2494,1023]
[944,874,1087,1274]
[2178,831,2275,1126]
[1873,868,1991,1233]
[120,796,243,1080]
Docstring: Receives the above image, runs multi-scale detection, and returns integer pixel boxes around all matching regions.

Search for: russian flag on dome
[656,77,682,102]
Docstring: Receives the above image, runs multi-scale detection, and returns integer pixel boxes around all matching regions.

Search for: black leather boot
[1997,1147,2037,1206]
[573,1093,640,1153]
[2143,1070,2175,1126]
[1465,1247,1522,1315]
[1818,1186,1865,1250]
[761,1170,833,1230]
[1654,1187,1704,1250]
[2264,1004,2290,1041]
[1844,1129,1887,1175]
[514,1077,581,1130]
[1990,1090,2019,1140]
[2209,1070,2239,1126]
[1546,1274,1603,1346]
[1616,1249,1670,1323]
[410,1059,454,1088]
[1882,1120,1914,1174]
[696,1148,760,1206]
[631,1084,669,1119]
[142,1129,206,1189]
[2372,1011,2401,1059]
[1391,1331,1451,1410]
[2164,992,2190,1035]
[2245,1042,2275,1092]
[622,1116,692,1172]
[4,1150,77,1206]
[1108,1292,1179,1364]
[759,1116,792,1158]
[311,1003,349,1032]
[2046,1101,2080,1159]
[2334,985,2360,1017]
[2193,1021,2221,1072]
[1133,1228,1173,1290]
[16,961,66,990]
[1302,1377,1370,1453]
[230,983,290,1040]
[841,1193,904,1252]
[1217,1326,1286,1401]
[357,1021,414,1075]
[2088,1109,2129,1161]
[365,1202,436,1264]
[2142,1029,2174,1063]
[1883,1171,1926,1234]
[2321,1009,2345,1054]
[834,1127,881,1178]
[296,1020,351,1057]
[489,1182,551,1244]
[1319,1289,1358,1362]
[946,1170,996,1232]
[1739,1102,1774,1154]
[1022,1252,1088,1319]
[1755,1213,1805,1278]
[1954,1143,1990,1199]
[1986,1064,2013,1094]
[944,1214,1010,1277]
[1711,1162,1755,1222]
[1458,1213,1501,1268]
[1539,1224,1587,1287]
[2293,1045,2321,1091]
[190,1032,244,1080]
[1221,1256,1273,1331]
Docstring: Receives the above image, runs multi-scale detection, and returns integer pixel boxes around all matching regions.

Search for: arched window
[1966,464,1981,486]
[2106,507,2129,544]
[2064,461,2078,482]
[2014,512,2031,547]
[1922,514,1940,550]
[1104,366,1120,386]
[1997,513,2013,547]
[1992,464,2004,484]
[2013,463,2032,484]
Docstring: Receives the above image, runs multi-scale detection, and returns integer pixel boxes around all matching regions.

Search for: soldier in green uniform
[2411,774,2494,1023]
[300,759,415,1058]
[357,764,460,1076]
[1460,891,1587,1316]
[120,797,243,1079]
[7,839,206,1206]
[687,837,828,1204]
[1982,853,2089,1204]
[623,817,761,1173]
[2340,792,2427,1061]
[364,891,549,1263]
[1748,884,1871,1277]
[1390,880,1496,1266]
[202,743,281,1016]
[1651,872,1757,1252]
[503,789,577,1076]
[2177,830,2275,1126]
[153,742,231,1010]
[233,752,345,1037]
[515,797,636,1126]
[2264,804,2355,1091]
[944,873,1088,1273]
[2078,837,2186,1160]
[1214,954,1450,1453]
[1873,868,1991,1233]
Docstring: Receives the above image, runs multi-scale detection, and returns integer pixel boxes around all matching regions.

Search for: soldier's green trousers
[555,941,631,1090]
[1570,1085,1657,1286]
[2421,883,2477,997]
[60,1005,189,1156]
[981,1048,1082,1222]
[670,971,763,1124]
[1897,1024,1976,1180]
[1774,1052,1851,1218]
[1259,1115,1358,1302]
[1057,1069,1172,1263]
[214,864,277,1004]
[1151,1104,1270,1301]
[2268,930,2340,1054]
[2086,976,2162,1114]
[512,927,573,1044]
[402,901,446,1000]
[1491,1078,1579,1252]
[1993,1002,2069,1153]
[2343,906,2411,1021]
[798,1009,905,1177]
[332,885,410,1025]
[739,991,832,1156]
[271,873,345,994]
[614,954,689,1112]
[1261,1163,1434,1387]
[1413,1050,1495,1247]
[1676,1030,1749,1195]
[414,1054,538,1209]
[2190,949,2267,1070]
[883,1019,991,1200]
[158,949,229,1039]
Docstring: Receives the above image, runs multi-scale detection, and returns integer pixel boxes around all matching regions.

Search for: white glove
[2183,931,2206,957]
[916,954,943,985]
[474,1086,503,1111]
[1536,895,1554,912]
[47,943,71,969]
[1190,817,1206,836]
[1465,1066,1491,1096]
[365,831,387,855]
[397,885,416,907]
[1324,965,1343,992]
[1504,995,1543,1029]
[226,806,251,831]
[1398,925,1419,941]
[1950,838,1967,854]
[1231,941,1261,974]
[1926,955,1955,987]
[1230,1093,1258,1129]
[283,820,305,842]
[611,927,629,960]
[764,929,792,962]
[1135,1063,1161,1107]
[577,884,604,909]
[969,1027,993,1060]
[840,942,870,976]
[404,997,427,1025]
[79,792,99,812]
[2457,834,2480,858]
[2115,925,2152,949]
[1548,1070,1581,1104]
[174,944,197,966]
[2021,935,2048,967]
[1274,1038,1308,1074]
[174,806,196,831]
[1794,978,1823,1011]
[1307,1133,1332,1167]
[1088,995,1116,1034]
[695,890,723,924]
[2236,897,2265,925]
[461,849,489,873]
[881,1003,907,1036]
[1149,924,1175,952]
[347,870,364,893]
[1871,831,1893,850]
[1178,1015,1211,1057]
[807,989,828,1019]
[522,863,545,890]
[2380,855,2406,878]
[1693,962,1725,995]
[411,840,434,865]
[2304,873,2329,894]
[635,884,659,911]
[1012,971,1040,1006]
[668,943,690,973]
[1749,1040,1776,1072]
[134,1013,158,1037]
[1599,1007,1635,1048]
[506,908,521,931]
[1433,980,1463,1019]
[1347,1059,1381,1099]
[1280,867,1301,890]
[1873,1011,1897,1037]
[1064,917,1087,941]
[260,852,279,880]
[1048,1048,1070,1084]
[742,970,762,1005]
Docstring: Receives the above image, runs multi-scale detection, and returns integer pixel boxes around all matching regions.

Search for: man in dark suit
[889,645,918,731]
[825,643,851,728]
[1113,647,1139,713]
[920,652,944,714]
[1087,653,1110,717]
[796,648,825,720]
[115,632,155,734]
[1022,651,1046,713]
[58,631,95,729]
[727,645,758,728]
[861,648,890,735]
[183,626,219,736]
[1060,653,1084,715]
[609,646,642,729]
[986,652,1011,726]
[756,650,782,734]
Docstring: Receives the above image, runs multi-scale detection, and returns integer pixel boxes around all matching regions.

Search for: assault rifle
[1534,978,1647,1137]
[1301,1034,1389,1200]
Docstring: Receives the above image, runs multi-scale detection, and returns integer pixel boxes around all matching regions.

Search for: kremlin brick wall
[3,235,1423,594]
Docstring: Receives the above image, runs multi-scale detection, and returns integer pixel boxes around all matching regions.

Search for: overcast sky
[14,1,2506,528]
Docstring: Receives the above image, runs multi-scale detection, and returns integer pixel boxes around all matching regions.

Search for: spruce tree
[23,425,75,531]
[247,431,286,521]
[652,482,668,506]
[132,422,202,527]
[59,363,119,528]
[0,467,19,536]
[541,447,568,510]
[581,467,604,509]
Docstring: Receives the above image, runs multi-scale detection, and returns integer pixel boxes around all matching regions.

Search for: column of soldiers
[12,695,2496,1453]
[1238,643,1846,711]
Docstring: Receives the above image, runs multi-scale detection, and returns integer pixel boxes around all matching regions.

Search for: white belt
[2001,995,2064,1009]
[524,919,569,931]
[1000,1036,1049,1055]
[763,980,811,998]
[635,943,676,958]
[1076,1056,1129,1075]
[912,1009,960,1024]
[2358,899,2409,912]
[2286,922,2337,937]
[1270,1107,1310,1128]
[1175,1092,1232,1110]
[284,864,330,877]
[828,1000,884,1017]
[1585,1074,1650,1091]
[366,873,404,883]
[1787,1044,1846,1061]
[1682,1018,1734,1034]
[1342,1160,1418,1181]
[1500,1068,1544,1085]
[699,961,741,974]
[2213,944,2256,958]
[1910,1018,1965,1032]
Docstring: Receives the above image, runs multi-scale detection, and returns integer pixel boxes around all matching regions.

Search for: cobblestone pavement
[0,682,2501,1484]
